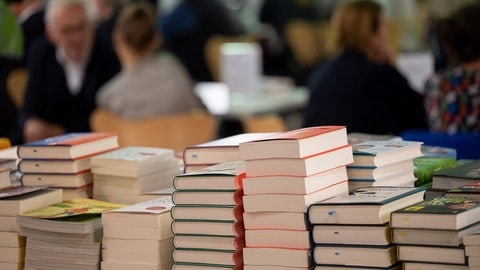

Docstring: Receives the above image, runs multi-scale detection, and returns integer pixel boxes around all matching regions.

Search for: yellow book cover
[20,198,124,218]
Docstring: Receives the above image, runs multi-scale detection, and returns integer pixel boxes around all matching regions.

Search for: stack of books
[182,132,275,173]
[17,133,119,200]
[430,160,480,194]
[308,186,426,269]
[0,187,62,270]
[101,197,174,270]
[391,196,480,269]
[171,161,245,269]
[347,140,423,192]
[90,146,180,204]
[16,198,122,270]
[464,231,480,270]
[0,146,20,187]
[238,126,353,269]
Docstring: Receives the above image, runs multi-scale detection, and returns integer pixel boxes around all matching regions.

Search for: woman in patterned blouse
[424,3,480,134]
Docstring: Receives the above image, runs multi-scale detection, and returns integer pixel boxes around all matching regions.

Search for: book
[243,180,349,213]
[0,215,18,232]
[0,188,63,216]
[90,146,177,177]
[17,214,102,235]
[464,231,480,246]
[172,190,243,206]
[102,245,173,265]
[173,249,243,267]
[392,221,480,246]
[243,211,308,230]
[173,235,245,251]
[245,229,310,249]
[0,168,11,189]
[390,196,480,230]
[18,156,91,174]
[102,237,172,251]
[183,132,276,165]
[173,263,242,270]
[346,159,414,180]
[314,264,402,270]
[431,159,480,190]
[397,245,466,265]
[102,197,173,227]
[171,220,244,237]
[308,186,426,225]
[173,161,245,190]
[243,166,348,195]
[244,145,353,177]
[171,205,244,221]
[0,246,24,263]
[312,224,391,245]
[239,126,348,160]
[347,132,402,144]
[102,261,172,270]
[21,171,93,188]
[445,180,480,198]
[403,262,467,270]
[0,231,25,247]
[351,140,423,167]
[103,224,173,240]
[242,247,311,268]
[413,156,457,186]
[312,244,397,268]
[347,170,416,192]
[17,132,119,159]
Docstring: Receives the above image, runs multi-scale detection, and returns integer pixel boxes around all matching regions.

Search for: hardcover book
[172,190,243,206]
[0,188,63,216]
[183,132,276,165]
[346,159,414,180]
[171,220,244,237]
[242,247,311,268]
[312,223,392,245]
[18,156,92,174]
[21,171,93,188]
[173,235,245,251]
[445,180,480,198]
[397,245,466,265]
[312,244,397,268]
[390,196,480,230]
[173,248,243,268]
[351,140,423,167]
[239,126,348,160]
[308,186,426,225]
[171,205,243,221]
[17,132,119,159]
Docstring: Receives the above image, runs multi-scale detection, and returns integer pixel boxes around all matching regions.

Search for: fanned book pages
[17,132,119,159]
[239,126,348,160]
[351,140,423,167]
[308,186,426,225]
[183,132,277,165]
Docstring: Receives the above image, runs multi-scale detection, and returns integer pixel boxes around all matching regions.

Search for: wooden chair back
[285,20,329,68]
[6,68,28,109]
[90,109,217,152]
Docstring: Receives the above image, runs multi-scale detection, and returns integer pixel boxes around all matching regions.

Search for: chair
[90,109,217,152]
[400,129,480,160]
[242,114,287,133]
[6,68,28,109]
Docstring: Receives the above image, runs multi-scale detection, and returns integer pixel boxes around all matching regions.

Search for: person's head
[327,0,388,61]
[436,3,480,66]
[113,1,160,66]
[45,0,95,62]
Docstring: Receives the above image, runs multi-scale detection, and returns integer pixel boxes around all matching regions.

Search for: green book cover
[434,159,480,180]
[413,156,456,186]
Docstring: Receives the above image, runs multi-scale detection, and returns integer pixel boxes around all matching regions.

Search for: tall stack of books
[90,146,180,204]
[182,132,275,173]
[347,140,423,192]
[391,196,480,269]
[17,133,119,200]
[464,231,480,270]
[101,197,174,270]
[16,197,122,270]
[238,126,353,269]
[308,186,426,269]
[171,161,245,269]
[0,187,62,270]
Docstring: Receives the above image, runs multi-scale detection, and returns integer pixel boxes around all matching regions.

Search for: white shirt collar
[55,45,92,95]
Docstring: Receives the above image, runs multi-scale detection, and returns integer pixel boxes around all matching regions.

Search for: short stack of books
[17,133,119,200]
[16,198,123,270]
[90,146,180,204]
[464,231,480,270]
[0,187,62,270]
[308,186,426,269]
[238,126,353,269]
[430,160,480,194]
[101,197,174,270]
[347,140,423,192]
[391,196,480,269]
[182,132,275,173]
[0,146,21,187]
[171,161,245,269]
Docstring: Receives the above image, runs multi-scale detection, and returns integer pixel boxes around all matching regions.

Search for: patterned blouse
[423,67,480,134]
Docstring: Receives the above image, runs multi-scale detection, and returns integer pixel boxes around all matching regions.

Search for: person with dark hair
[423,3,480,134]
[303,0,427,135]
[19,0,120,143]
[96,1,203,117]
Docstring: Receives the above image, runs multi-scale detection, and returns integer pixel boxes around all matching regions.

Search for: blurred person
[89,0,126,46]
[96,1,203,117]
[19,0,120,143]
[423,3,480,134]
[303,0,427,135]
[161,0,246,82]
